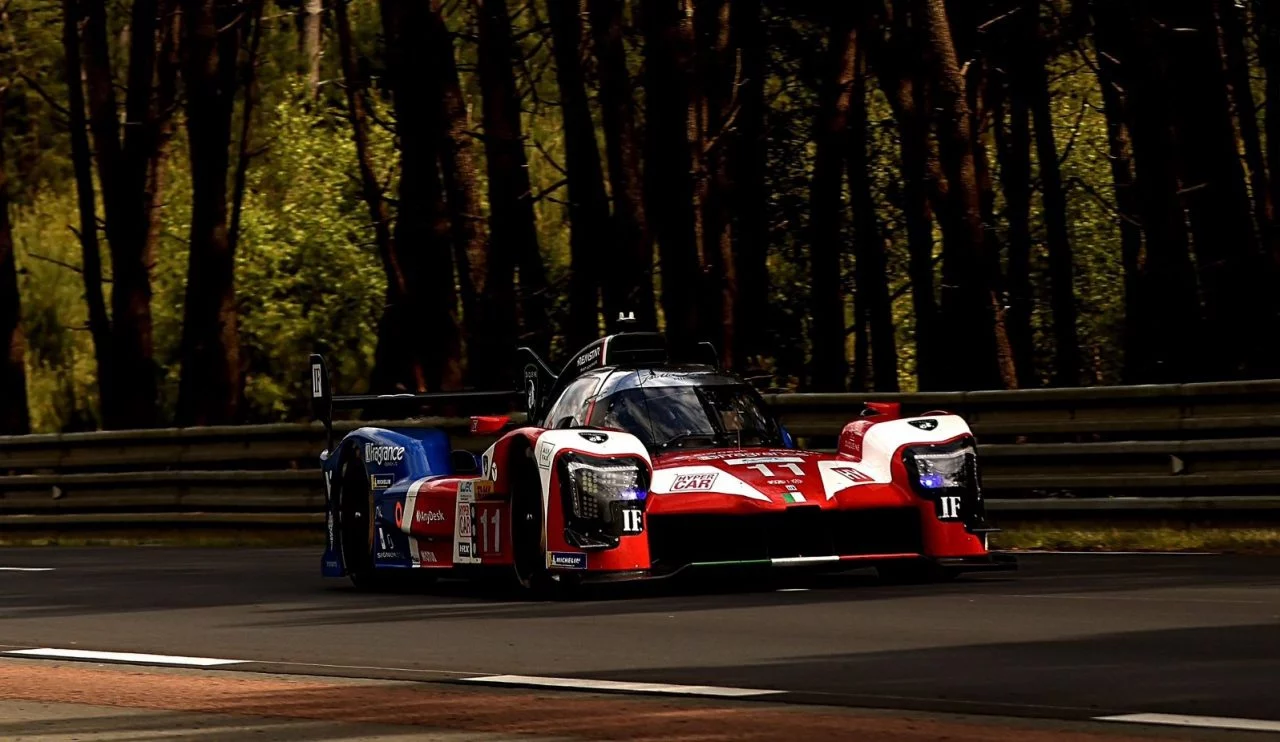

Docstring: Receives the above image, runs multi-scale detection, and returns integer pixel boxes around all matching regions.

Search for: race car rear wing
[309,354,523,451]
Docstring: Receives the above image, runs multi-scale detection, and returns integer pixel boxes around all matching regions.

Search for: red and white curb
[1094,713,1280,734]
[6,648,1280,729]
[461,674,780,698]
[2,648,777,698]
[5,648,242,667]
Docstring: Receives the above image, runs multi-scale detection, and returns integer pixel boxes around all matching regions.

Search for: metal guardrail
[1,379,1278,527]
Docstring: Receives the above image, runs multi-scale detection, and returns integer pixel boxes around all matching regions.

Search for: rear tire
[337,451,385,590]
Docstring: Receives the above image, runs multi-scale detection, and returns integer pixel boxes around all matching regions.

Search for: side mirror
[861,401,901,419]
[471,415,511,435]
[554,416,576,430]
[451,450,481,475]
[780,426,795,449]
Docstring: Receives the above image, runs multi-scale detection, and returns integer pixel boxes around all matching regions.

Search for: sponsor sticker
[458,542,473,557]
[371,474,394,490]
[576,346,601,368]
[456,503,474,537]
[537,441,555,469]
[909,419,939,431]
[578,431,609,444]
[724,456,805,465]
[832,466,873,483]
[415,509,446,524]
[311,363,323,398]
[458,479,495,499]
[547,551,587,570]
[671,472,718,492]
[365,443,406,466]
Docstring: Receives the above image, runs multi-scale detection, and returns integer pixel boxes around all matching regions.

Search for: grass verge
[991,521,1280,555]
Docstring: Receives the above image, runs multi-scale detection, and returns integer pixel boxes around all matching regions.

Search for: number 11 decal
[477,510,501,553]
[747,462,804,477]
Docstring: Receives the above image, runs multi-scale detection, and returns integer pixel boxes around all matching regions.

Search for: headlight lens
[567,461,644,518]
[911,448,972,490]
[559,454,649,549]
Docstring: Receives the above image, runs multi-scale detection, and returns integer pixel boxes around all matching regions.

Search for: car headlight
[558,454,649,549]
[911,447,973,491]
[903,439,992,532]
[565,460,644,519]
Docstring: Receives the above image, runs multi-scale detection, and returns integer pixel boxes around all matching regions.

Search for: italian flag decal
[782,492,805,504]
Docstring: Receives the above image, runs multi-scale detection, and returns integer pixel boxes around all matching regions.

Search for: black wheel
[877,561,959,585]
[510,446,545,591]
[508,446,583,600]
[337,450,383,590]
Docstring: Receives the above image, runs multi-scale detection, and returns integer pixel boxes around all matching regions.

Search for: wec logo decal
[671,473,718,491]
[365,444,405,466]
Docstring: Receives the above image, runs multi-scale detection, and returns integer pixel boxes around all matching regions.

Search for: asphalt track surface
[0,549,1277,734]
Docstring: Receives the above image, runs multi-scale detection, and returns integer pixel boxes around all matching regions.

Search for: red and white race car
[312,329,1014,592]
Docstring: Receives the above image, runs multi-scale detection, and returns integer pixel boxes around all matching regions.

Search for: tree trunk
[61,0,113,422]
[1220,0,1273,250]
[380,0,463,391]
[475,0,550,358]
[588,0,656,330]
[992,47,1035,388]
[0,90,29,435]
[1021,0,1079,386]
[915,0,1015,390]
[334,0,415,392]
[728,0,768,368]
[848,48,898,392]
[1091,1,1204,383]
[806,11,857,392]
[1256,0,1280,249]
[228,0,264,258]
[1163,1,1280,378]
[301,0,323,99]
[426,0,488,380]
[176,0,245,424]
[81,0,172,428]
[548,0,610,351]
[692,0,736,367]
[872,2,944,390]
[642,0,702,352]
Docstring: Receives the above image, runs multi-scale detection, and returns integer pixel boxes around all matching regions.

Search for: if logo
[939,496,961,520]
[622,509,644,534]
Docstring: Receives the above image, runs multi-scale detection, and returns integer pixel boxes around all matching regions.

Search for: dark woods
[3,0,1280,433]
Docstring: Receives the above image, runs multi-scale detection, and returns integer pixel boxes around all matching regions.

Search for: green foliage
[12,189,100,432]
[1,0,1253,431]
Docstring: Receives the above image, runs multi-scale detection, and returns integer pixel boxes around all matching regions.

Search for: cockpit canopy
[543,366,784,452]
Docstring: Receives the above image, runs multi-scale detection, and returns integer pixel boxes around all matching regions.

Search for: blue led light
[919,473,946,489]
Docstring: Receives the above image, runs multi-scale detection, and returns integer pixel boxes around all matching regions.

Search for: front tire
[509,446,581,600]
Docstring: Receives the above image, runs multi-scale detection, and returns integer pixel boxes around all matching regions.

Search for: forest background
[2,0,1279,434]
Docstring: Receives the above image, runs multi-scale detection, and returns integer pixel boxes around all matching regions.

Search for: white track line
[1097,713,1280,733]
[0,567,55,572]
[5,648,243,667]
[463,674,781,698]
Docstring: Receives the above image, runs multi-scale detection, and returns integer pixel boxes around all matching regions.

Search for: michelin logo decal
[547,551,587,570]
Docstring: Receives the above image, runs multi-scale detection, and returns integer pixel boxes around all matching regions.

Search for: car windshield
[588,383,783,451]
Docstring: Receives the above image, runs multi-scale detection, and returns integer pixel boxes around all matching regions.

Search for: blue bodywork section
[321,426,454,577]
